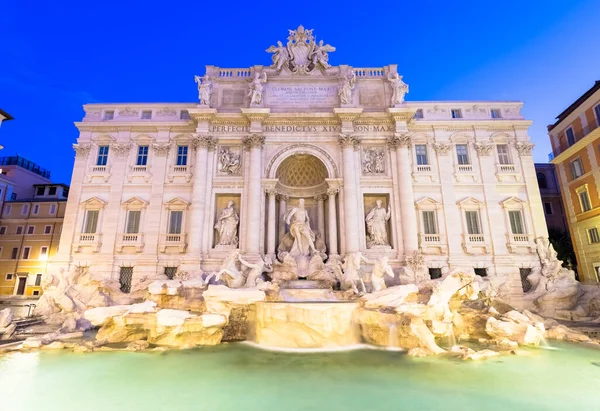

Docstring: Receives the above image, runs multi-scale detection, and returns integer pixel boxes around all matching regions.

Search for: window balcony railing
[75,233,102,253]
[159,233,187,252]
[172,165,188,173]
[553,116,600,157]
[506,233,535,253]
[457,164,473,173]
[462,233,490,255]
[511,233,530,242]
[467,234,485,243]
[496,164,516,173]
[117,233,145,252]
[416,164,432,173]
[130,165,147,173]
[79,233,98,242]
[91,165,107,173]
[421,233,441,243]
[418,232,447,254]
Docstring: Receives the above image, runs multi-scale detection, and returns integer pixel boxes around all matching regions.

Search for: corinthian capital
[111,143,131,157]
[326,188,339,197]
[73,143,91,157]
[515,142,534,156]
[192,134,215,151]
[338,133,361,150]
[386,133,411,149]
[243,133,265,150]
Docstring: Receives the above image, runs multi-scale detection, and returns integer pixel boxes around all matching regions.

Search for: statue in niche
[338,70,356,105]
[194,75,213,106]
[365,200,392,248]
[370,256,395,292]
[285,198,317,257]
[239,254,273,288]
[266,41,290,72]
[363,148,385,174]
[214,201,239,247]
[248,72,267,106]
[218,147,241,174]
[387,72,409,106]
[310,40,336,70]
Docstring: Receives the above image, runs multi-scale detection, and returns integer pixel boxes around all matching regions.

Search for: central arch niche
[276,154,329,188]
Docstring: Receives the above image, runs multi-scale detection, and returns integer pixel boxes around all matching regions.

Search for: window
[566,127,575,146]
[168,210,183,234]
[48,186,57,195]
[414,109,424,119]
[589,228,600,244]
[16,226,23,235]
[4,204,11,215]
[520,268,532,292]
[136,145,149,166]
[6,273,13,281]
[120,267,133,293]
[33,290,39,296]
[544,202,553,215]
[0,227,5,235]
[415,144,428,165]
[497,144,511,165]
[177,145,188,166]
[180,110,190,120]
[36,187,45,196]
[21,204,29,215]
[10,193,16,200]
[465,211,481,235]
[11,248,18,259]
[33,204,39,215]
[44,225,52,234]
[27,226,35,235]
[579,189,592,212]
[422,211,437,234]
[537,172,548,189]
[141,110,152,120]
[508,210,525,234]
[103,110,114,120]
[429,268,442,279]
[570,158,584,179]
[474,268,488,277]
[35,274,42,286]
[97,145,109,166]
[164,266,177,280]
[22,247,31,259]
[49,204,56,215]
[126,210,141,234]
[595,104,600,124]
[491,109,502,119]
[83,210,99,233]
[456,144,470,165]
[451,109,462,119]
[40,247,48,258]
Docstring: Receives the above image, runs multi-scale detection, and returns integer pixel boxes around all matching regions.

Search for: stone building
[535,163,568,232]
[0,183,68,296]
[53,26,548,299]
[549,80,600,283]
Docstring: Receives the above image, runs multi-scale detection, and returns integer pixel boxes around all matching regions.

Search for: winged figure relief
[310,40,336,69]
[266,41,289,72]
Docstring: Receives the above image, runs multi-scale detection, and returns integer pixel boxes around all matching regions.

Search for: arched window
[536,172,548,189]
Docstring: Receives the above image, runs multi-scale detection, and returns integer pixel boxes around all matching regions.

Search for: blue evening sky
[2,0,599,184]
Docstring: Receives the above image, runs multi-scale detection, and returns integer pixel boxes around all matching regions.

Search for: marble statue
[342,252,370,294]
[218,147,241,174]
[310,40,336,70]
[338,70,356,105]
[207,251,245,288]
[248,72,267,106]
[266,41,289,72]
[239,254,273,288]
[194,75,213,106]
[387,72,409,106]
[284,198,317,257]
[365,200,391,248]
[370,256,395,292]
[214,201,239,247]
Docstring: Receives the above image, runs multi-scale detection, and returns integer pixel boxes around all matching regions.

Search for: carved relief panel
[216,146,243,175]
[362,146,386,175]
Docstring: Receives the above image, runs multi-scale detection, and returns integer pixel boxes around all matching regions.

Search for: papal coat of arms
[266,25,336,74]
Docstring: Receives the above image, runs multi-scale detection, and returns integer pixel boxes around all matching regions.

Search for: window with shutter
[126,210,141,234]
[456,144,469,165]
[84,210,99,233]
[508,210,524,234]
[465,211,481,234]
[497,144,511,165]
[169,211,183,234]
[422,211,437,234]
[415,145,428,165]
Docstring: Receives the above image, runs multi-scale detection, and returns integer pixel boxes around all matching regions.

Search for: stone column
[326,188,339,256]
[277,194,288,242]
[315,195,326,239]
[339,134,361,253]
[390,133,419,255]
[266,188,277,259]
[243,133,265,256]
[187,134,214,260]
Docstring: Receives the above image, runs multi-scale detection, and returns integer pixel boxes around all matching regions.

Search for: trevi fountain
[1,26,600,411]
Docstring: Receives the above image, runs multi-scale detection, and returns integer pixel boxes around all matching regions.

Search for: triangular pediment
[80,196,107,207]
[500,196,526,208]
[457,197,483,207]
[415,197,441,207]
[164,197,190,207]
[122,196,149,207]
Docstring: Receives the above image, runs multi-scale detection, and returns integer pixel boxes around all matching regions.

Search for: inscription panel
[265,85,338,106]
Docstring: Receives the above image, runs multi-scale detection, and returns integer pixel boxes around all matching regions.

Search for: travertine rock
[22,338,43,349]
[43,341,66,350]
[0,308,14,328]
[545,325,591,343]
[485,317,545,346]
[360,284,419,309]
[126,340,150,351]
[0,323,16,341]
[84,301,157,327]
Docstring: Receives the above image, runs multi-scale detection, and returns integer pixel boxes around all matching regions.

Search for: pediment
[164,197,190,208]
[500,196,526,208]
[415,197,441,208]
[122,196,149,208]
[456,197,483,208]
[81,196,107,208]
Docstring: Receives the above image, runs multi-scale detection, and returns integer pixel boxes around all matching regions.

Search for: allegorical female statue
[194,75,213,106]
[338,70,356,105]
[365,200,391,248]
[214,201,239,247]
[248,72,267,106]
[387,72,409,106]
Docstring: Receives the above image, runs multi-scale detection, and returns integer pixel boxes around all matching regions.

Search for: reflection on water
[0,342,599,411]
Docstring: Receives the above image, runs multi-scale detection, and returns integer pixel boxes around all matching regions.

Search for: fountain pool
[1,342,598,411]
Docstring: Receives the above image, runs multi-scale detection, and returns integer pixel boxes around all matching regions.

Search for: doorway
[15,276,27,296]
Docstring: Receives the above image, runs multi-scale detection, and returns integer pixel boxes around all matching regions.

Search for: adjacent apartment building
[549,80,600,283]
[535,163,568,232]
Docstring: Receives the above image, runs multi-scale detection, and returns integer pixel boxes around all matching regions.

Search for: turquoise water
[1,342,599,411]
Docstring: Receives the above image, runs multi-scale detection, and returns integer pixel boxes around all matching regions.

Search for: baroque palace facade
[53,26,547,298]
